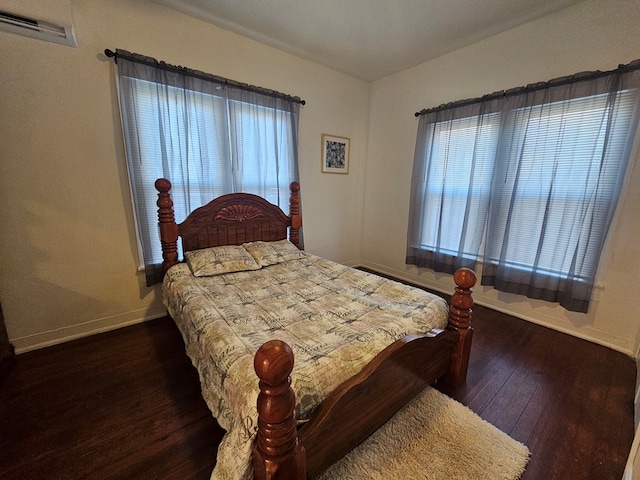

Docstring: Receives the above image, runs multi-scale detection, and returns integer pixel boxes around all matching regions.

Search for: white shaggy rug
[317,387,530,480]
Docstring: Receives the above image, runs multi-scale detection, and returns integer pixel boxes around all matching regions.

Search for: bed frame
[155,178,476,480]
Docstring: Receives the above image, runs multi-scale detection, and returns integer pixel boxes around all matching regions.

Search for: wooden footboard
[253,268,476,479]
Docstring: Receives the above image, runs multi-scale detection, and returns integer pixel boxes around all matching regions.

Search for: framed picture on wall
[321,134,350,174]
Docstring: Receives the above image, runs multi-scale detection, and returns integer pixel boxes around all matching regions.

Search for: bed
[155,178,476,480]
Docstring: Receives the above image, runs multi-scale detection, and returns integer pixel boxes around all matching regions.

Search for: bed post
[253,340,306,480]
[154,178,180,273]
[289,182,303,249]
[443,268,477,387]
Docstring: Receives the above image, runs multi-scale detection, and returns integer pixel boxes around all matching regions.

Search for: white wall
[364,0,640,355]
[0,0,369,352]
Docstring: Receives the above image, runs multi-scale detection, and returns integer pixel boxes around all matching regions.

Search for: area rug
[317,387,530,480]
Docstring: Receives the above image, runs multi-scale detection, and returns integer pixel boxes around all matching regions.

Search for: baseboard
[10,306,168,354]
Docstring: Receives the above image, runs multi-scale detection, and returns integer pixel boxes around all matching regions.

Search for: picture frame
[321,134,350,174]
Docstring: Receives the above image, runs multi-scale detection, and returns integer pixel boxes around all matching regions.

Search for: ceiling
[152,0,585,82]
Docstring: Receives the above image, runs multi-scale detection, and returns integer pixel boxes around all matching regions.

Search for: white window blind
[485,90,639,279]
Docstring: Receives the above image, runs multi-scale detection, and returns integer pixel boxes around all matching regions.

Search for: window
[486,90,639,278]
[416,113,499,260]
[408,61,640,312]
[113,50,301,284]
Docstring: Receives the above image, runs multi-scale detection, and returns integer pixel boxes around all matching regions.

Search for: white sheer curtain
[406,100,501,273]
[407,60,640,312]
[114,50,301,285]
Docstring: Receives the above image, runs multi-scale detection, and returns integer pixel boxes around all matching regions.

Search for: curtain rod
[414,58,640,117]
[104,48,306,106]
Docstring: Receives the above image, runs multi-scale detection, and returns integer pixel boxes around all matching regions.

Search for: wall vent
[0,10,77,47]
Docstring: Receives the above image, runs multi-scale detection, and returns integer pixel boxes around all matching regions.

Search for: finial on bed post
[289,182,303,249]
[155,178,179,273]
[444,268,477,387]
[253,340,306,480]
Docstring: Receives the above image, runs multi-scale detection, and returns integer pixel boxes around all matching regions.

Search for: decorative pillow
[243,239,306,267]
[184,245,261,277]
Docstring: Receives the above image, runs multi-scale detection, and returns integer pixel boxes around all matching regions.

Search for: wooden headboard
[155,178,302,273]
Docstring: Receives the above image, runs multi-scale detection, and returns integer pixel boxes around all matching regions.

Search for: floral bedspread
[162,252,448,480]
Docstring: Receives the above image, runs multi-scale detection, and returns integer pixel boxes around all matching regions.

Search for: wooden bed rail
[252,268,476,480]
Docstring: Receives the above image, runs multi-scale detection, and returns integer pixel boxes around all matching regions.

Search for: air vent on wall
[0,10,77,47]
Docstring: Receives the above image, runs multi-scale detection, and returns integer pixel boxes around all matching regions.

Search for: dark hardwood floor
[0,318,222,480]
[438,303,635,480]
[1,303,635,479]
